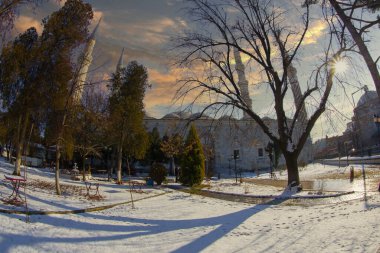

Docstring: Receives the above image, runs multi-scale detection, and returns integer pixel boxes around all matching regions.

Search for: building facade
[313,87,380,159]
[144,112,313,175]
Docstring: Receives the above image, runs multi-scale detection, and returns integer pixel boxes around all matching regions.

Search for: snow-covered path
[0,190,379,253]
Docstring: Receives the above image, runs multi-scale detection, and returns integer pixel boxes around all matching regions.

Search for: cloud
[145,67,182,111]
[13,15,42,34]
[303,19,328,45]
[98,12,186,48]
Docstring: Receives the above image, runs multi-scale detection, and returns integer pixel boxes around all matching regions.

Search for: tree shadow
[0,190,292,252]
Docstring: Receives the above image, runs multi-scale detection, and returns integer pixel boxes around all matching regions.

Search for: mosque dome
[189,113,212,120]
[162,112,180,119]
[162,111,191,119]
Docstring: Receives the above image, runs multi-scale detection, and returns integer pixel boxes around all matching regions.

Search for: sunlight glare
[334,58,348,74]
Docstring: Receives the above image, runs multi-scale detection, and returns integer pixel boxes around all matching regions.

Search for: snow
[0,158,379,253]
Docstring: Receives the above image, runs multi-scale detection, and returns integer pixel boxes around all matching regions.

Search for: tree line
[0,0,208,192]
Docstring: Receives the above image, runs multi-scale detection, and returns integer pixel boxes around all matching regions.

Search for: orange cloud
[303,20,328,45]
[144,61,263,117]
[14,15,42,34]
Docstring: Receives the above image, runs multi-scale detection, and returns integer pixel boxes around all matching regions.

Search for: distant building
[144,112,313,175]
[313,86,380,159]
[351,86,380,149]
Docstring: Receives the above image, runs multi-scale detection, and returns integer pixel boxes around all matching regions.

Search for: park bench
[84,181,102,199]
[130,180,146,193]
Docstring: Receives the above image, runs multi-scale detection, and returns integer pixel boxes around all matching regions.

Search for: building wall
[353,98,380,148]
[144,117,313,175]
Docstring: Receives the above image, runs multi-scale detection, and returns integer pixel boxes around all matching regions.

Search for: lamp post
[228,156,233,176]
[233,149,239,183]
[205,157,208,180]
[352,87,367,201]
[106,146,112,181]
[344,141,349,166]
[373,114,380,146]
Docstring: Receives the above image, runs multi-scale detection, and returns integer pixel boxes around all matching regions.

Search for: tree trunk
[284,152,300,187]
[55,144,62,195]
[6,140,12,161]
[82,155,86,181]
[14,113,29,176]
[116,143,123,184]
[110,148,116,179]
[329,0,380,97]
[106,149,111,181]
[126,156,134,208]
[169,156,175,176]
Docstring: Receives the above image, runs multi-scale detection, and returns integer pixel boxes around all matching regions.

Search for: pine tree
[109,61,149,183]
[147,127,165,163]
[39,0,93,195]
[0,27,40,175]
[180,124,205,186]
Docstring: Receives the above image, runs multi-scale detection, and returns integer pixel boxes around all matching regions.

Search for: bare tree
[174,0,346,187]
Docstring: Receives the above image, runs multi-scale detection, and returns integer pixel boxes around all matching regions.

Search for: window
[258,148,263,157]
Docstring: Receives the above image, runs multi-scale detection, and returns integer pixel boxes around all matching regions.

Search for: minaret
[287,59,308,127]
[73,18,101,103]
[233,47,253,118]
[116,47,125,72]
[287,54,312,163]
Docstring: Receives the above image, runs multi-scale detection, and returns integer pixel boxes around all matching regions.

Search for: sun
[334,58,348,74]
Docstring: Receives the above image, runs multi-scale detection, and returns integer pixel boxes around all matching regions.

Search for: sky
[14,0,380,141]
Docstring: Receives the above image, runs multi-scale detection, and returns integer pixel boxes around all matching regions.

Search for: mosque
[142,48,313,175]
[78,19,313,175]
[144,113,313,175]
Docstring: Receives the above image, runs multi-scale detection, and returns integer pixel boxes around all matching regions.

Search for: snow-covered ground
[0,159,166,213]
[0,159,379,252]
[209,163,380,196]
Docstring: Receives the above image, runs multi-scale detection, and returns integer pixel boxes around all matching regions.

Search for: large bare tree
[174,0,346,187]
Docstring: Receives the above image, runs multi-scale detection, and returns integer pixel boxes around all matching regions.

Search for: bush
[149,163,167,185]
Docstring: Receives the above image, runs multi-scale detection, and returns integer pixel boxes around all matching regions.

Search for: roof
[162,111,192,119]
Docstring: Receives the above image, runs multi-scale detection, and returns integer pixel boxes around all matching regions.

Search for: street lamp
[344,141,350,166]
[228,156,233,176]
[233,149,240,183]
[373,114,380,146]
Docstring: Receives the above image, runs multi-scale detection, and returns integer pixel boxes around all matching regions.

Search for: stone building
[313,86,380,159]
[351,86,380,149]
[144,112,313,175]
